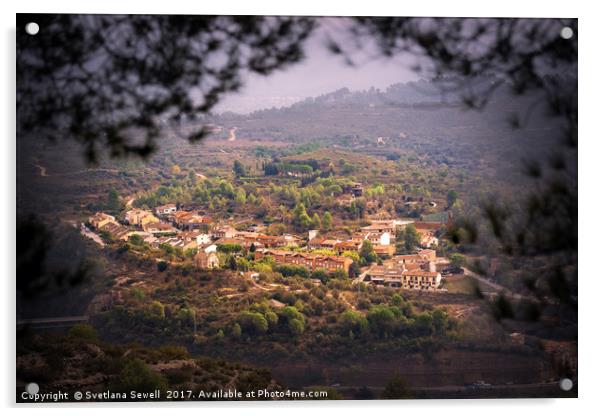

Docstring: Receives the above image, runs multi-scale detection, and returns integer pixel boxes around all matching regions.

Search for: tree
[322,211,333,231]
[348,261,361,279]
[446,189,458,208]
[359,240,377,265]
[238,311,269,335]
[402,224,420,252]
[311,268,329,283]
[367,305,397,337]
[106,189,121,211]
[449,253,466,268]
[111,359,168,393]
[236,257,251,272]
[338,310,368,336]
[432,309,448,333]
[234,187,247,206]
[412,312,434,336]
[228,255,238,271]
[288,318,305,336]
[292,202,312,231]
[278,306,306,335]
[275,264,309,278]
[171,164,181,175]
[342,251,360,262]
[381,375,411,399]
[181,248,197,260]
[129,234,144,246]
[231,323,242,339]
[233,160,246,178]
[148,301,166,319]
[217,243,243,253]
[311,213,322,229]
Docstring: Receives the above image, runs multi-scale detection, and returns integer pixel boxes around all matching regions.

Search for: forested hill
[209,76,568,142]
[205,78,568,182]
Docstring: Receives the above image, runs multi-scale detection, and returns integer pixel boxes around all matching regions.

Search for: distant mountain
[201,75,573,186]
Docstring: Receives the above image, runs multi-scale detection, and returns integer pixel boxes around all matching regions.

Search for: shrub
[238,311,268,335]
[231,323,242,339]
[68,324,98,341]
[131,287,145,300]
[275,264,309,278]
[288,318,305,335]
[367,305,398,337]
[338,310,368,336]
[110,358,168,393]
[278,306,306,335]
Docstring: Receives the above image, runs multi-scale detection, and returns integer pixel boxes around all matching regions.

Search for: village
[87,203,457,292]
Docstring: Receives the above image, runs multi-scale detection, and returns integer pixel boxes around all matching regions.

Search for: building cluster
[88,212,132,241]
[254,248,354,274]
[210,225,302,250]
[88,208,306,271]
[307,218,441,258]
[365,249,443,290]
[88,207,446,288]
[411,221,441,248]
[89,207,212,249]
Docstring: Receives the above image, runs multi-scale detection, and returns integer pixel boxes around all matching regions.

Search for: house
[373,244,395,257]
[142,221,177,235]
[233,231,281,248]
[89,212,117,229]
[98,221,130,241]
[366,231,391,246]
[254,234,283,248]
[212,225,237,240]
[351,183,364,197]
[155,203,177,217]
[308,237,325,250]
[254,249,353,274]
[125,209,159,227]
[334,240,363,253]
[308,229,319,241]
[198,243,217,254]
[412,221,442,235]
[365,264,442,290]
[420,234,439,248]
[153,236,197,251]
[391,249,438,267]
[179,230,211,246]
[195,251,220,269]
[308,237,341,250]
[247,224,267,233]
[343,182,364,197]
[279,234,303,248]
[173,211,212,230]
[360,221,396,235]
[418,249,437,262]
[235,231,259,240]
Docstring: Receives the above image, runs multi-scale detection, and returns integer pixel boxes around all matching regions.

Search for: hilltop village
[87,203,455,292]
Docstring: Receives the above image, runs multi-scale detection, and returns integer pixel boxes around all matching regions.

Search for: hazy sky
[217,19,419,114]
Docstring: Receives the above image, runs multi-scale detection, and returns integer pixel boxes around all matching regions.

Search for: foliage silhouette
[17,14,315,163]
